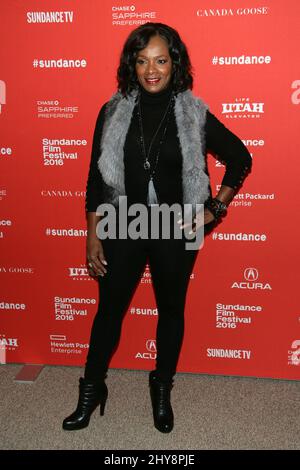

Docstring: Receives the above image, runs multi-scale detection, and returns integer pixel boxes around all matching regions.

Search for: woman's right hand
[86,235,108,278]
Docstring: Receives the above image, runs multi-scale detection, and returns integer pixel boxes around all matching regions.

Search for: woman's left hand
[178,208,215,234]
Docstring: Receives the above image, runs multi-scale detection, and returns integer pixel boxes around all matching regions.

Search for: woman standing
[63,23,252,433]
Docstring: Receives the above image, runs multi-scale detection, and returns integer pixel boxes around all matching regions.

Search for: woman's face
[135,35,173,93]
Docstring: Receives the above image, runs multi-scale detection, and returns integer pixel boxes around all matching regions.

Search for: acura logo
[146,339,156,352]
[232,267,270,290]
[244,268,258,281]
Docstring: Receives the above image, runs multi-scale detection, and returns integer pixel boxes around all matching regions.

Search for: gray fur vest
[98,89,211,210]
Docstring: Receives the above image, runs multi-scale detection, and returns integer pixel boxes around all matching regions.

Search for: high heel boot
[149,370,174,433]
[62,377,108,431]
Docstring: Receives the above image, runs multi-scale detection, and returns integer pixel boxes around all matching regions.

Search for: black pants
[84,219,201,382]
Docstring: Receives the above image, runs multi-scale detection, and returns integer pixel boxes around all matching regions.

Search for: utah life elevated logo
[0,334,19,363]
[232,268,271,290]
[222,98,264,119]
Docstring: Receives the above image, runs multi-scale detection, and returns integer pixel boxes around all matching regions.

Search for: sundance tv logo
[207,348,251,360]
[232,268,272,290]
[27,11,74,23]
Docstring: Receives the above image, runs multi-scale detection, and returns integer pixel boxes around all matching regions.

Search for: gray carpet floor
[0,364,299,450]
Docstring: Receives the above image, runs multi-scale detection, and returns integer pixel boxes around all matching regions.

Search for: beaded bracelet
[204,197,227,221]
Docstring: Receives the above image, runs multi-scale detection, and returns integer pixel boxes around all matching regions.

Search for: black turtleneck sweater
[124,84,183,207]
[85,84,252,212]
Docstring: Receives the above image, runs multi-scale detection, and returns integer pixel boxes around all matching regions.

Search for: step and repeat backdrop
[1,0,299,379]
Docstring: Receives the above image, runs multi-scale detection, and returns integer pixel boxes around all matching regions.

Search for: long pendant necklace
[137,90,174,205]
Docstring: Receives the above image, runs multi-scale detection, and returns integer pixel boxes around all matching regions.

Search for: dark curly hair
[117,22,193,96]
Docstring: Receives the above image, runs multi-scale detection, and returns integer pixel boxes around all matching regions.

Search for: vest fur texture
[98,89,211,211]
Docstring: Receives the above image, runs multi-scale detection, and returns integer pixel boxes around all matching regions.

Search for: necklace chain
[137,90,174,178]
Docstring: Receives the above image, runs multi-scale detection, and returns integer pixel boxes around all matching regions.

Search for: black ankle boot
[149,371,174,433]
[62,377,108,431]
